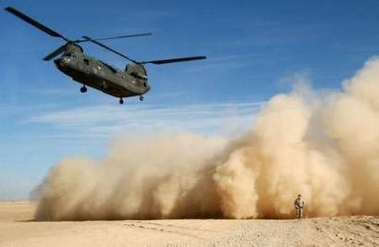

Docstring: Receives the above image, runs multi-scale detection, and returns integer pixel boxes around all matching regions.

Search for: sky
[0,0,379,200]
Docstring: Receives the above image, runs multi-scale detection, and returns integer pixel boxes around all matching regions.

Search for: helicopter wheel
[119,98,124,104]
[139,95,144,101]
[80,85,87,93]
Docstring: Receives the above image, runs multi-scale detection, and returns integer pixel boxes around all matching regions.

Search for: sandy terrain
[0,201,378,247]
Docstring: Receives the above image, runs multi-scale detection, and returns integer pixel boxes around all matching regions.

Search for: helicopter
[5,6,206,104]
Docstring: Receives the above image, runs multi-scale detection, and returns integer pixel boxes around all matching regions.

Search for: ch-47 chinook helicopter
[5,6,206,104]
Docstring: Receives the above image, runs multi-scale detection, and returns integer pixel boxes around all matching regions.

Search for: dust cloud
[35,58,379,220]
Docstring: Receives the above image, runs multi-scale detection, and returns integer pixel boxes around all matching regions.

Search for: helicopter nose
[54,58,62,66]
[54,57,69,68]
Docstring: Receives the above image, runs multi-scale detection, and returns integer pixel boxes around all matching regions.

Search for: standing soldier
[294,194,305,219]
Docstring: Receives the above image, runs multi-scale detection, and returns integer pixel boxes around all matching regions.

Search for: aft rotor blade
[43,44,67,61]
[5,6,69,41]
[141,56,207,65]
[82,35,138,63]
[75,33,152,43]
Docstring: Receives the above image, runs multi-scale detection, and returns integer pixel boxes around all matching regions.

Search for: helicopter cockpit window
[63,52,76,60]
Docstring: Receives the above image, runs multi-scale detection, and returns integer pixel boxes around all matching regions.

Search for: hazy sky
[1,0,379,199]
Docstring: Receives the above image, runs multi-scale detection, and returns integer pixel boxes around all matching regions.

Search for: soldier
[294,194,305,219]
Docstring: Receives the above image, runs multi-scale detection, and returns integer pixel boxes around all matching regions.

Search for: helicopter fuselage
[54,51,150,99]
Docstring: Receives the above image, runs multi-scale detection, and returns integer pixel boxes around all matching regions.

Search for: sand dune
[0,201,378,246]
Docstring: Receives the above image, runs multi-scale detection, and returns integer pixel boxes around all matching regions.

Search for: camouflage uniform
[294,195,304,219]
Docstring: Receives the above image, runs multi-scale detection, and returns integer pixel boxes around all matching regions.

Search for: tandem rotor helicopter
[5,6,206,104]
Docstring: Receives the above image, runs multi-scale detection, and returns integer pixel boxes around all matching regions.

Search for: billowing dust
[35,58,379,220]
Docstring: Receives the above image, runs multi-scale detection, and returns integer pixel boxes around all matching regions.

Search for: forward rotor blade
[75,33,152,43]
[141,56,207,65]
[5,6,69,41]
[82,35,138,63]
[43,44,67,61]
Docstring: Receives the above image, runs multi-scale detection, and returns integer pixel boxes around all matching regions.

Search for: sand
[0,201,378,247]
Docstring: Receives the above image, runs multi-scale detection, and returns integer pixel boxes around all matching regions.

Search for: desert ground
[0,201,377,247]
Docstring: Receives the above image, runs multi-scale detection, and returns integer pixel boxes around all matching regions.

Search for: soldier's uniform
[294,194,304,219]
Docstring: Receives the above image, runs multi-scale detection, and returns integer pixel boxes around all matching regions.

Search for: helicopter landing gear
[139,95,144,101]
[119,98,124,104]
[80,85,87,93]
